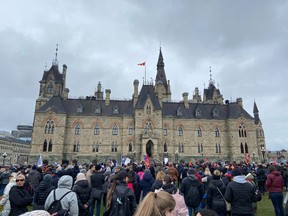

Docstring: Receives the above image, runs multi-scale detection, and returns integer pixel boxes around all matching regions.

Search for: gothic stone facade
[29,50,266,165]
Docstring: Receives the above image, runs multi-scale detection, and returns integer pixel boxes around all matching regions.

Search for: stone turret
[105,89,111,106]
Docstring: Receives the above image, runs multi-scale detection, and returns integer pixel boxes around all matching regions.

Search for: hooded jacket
[26,169,42,189]
[224,175,256,215]
[0,178,16,216]
[44,175,78,216]
[266,170,284,193]
[33,177,55,210]
[140,171,155,198]
[206,179,226,214]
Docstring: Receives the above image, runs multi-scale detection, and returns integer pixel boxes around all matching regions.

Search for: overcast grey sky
[0,1,287,151]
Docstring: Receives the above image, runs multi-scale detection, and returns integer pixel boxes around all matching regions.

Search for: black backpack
[47,190,72,216]
[111,188,131,216]
[185,178,201,207]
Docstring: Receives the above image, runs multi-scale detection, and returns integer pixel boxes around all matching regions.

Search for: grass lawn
[257,192,286,216]
[27,192,286,216]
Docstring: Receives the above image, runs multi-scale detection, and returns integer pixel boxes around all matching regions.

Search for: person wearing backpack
[45,175,78,216]
[180,168,204,216]
[105,171,136,216]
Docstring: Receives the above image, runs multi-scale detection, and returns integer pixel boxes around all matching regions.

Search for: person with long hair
[134,191,176,216]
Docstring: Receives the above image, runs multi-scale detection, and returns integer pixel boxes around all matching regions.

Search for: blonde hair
[204,167,212,176]
[134,191,176,216]
[155,170,165,181]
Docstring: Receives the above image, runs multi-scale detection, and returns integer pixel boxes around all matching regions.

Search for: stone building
[29,49,266,165]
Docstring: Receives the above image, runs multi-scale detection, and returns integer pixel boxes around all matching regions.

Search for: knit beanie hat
[231,168,242,177]
[213,169,221,180]
[43,174,52,182]
[75,173,86,183]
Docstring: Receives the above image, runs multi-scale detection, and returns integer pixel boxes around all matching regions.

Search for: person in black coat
[33,174,55,210]
[73,173,92,216]
[140,169,155,199]
[9,173,33,216]
[90,165,104,216]
[162,175,177,194]
[206,170,226,216]
[151,170,165,192]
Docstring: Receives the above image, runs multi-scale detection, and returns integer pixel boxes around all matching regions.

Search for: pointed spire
[253,100,261,125]
[155,47,168,90]
[52,44,59,66]
[209,66,215,85]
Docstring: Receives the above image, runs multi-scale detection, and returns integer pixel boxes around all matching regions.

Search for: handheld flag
[37,155,43,167]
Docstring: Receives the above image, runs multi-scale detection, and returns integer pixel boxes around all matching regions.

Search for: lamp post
[175,151,179,163]
[261,146,266,163]
[2,152,7,166]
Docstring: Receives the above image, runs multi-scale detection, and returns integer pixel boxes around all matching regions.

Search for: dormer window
[47,83,54,94]
[212,107,219,118]
[113,105,119,114]
[177,107,182,116]
[77,104,83,113]
[195,107,201,117]
[95,105,101,114]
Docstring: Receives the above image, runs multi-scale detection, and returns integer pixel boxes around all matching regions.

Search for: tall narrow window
[198,143,201,153]
[214,128,219,137]
[75,124,81,135]
[48,140,53,152]
[245,143,248,153]
[178,143,181,152]
[181,143,184,153]
[92,142,96,152]
[43,139,47,152]
[94,124,100,135]
[239,124,247,137]
[163,127,168,136]
[45,125,49,134]
[51,125,55,134]
[129,126,133,135]
[146,104,151,115]
[197,127,202,137]
[73,142,77,152]
[112,125,118,135]
[216,143,218,153]
[240,143,244,153]
[200,143,203,153]
[128,142,132,152]
[178,127,183,136]
[218,144,221,153]
[164,143,168,152]
[44,120,55,134]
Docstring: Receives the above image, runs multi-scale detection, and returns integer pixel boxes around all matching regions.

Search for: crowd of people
[0,159,287,216]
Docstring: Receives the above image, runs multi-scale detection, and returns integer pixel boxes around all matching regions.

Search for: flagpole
[145,62,146,85]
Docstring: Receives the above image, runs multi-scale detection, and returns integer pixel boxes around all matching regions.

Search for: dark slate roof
[40,65,63,84]
[162,101,254,120]
[0,136,31,145]
[253,101,259,113]
[36,96,134,116]
[135,85,162,110]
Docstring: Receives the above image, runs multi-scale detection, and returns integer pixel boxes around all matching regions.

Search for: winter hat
[75,173,86,183]
[43,174,52,182]
[32,165,37,170]
[115,171,128,180]
[213,169,221,180]
[188,168,196,175]
[96,164,102,171]
[245,173,254,180]
[144,169,151,174]
[231,168,242,177]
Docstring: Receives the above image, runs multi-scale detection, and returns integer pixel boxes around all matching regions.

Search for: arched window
[75,124,81,135]
[239,124,247,137]
[128,142,133,152]
[48,139,53,152]
[45,125,49,134]
[163,126,168,136]
[214,128,219,137]
[245,143,248,153]
[95,105,101,114]
[94,124,100,135]
[43,139,47,152]
[181,143,184,153]
[212,107,219,118]
[73,142,80,152]
[128,126,133,135]
[47,83,53,94]
[197,127,202,137]
[178,127,183,136]
[240,143,244,153]
[112,125,118,135]
[44,120,55,134]
[146,104,151,115]
[111,142,117,152]
[164,143,168,152]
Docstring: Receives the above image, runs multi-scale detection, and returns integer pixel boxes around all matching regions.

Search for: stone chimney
[133,79,139,107]
[182,92,189,109]
[236,98,243,108]
[62,64,67,89]
[105,89,111,106]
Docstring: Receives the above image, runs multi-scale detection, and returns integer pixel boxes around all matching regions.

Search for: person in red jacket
[265,165,284,216]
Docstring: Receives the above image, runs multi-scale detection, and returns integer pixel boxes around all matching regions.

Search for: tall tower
[154,48,171,101]
[36,45,69,109]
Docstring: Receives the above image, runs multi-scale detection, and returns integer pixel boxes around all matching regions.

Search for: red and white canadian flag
[137,62,145,66]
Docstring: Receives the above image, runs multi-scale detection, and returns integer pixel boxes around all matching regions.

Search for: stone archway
[146,140,154,157]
